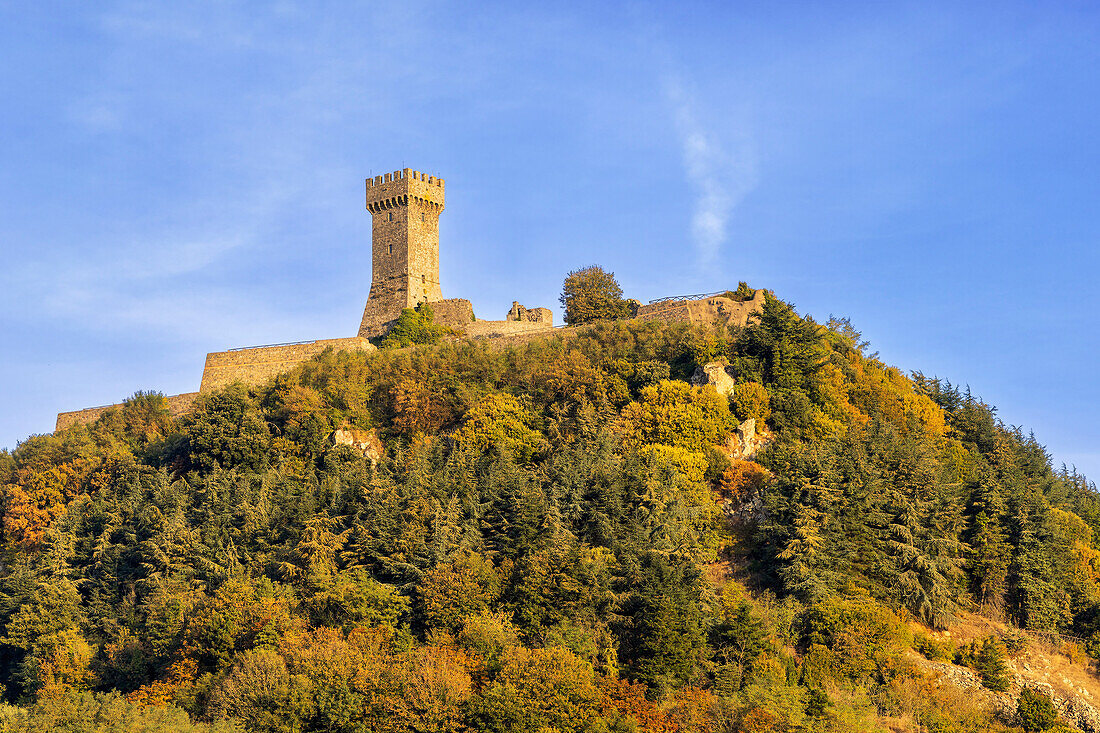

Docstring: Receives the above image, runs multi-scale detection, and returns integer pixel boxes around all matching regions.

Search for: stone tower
[358,169,445,337]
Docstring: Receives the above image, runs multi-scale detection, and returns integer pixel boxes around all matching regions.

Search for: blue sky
[1,1,1098,478]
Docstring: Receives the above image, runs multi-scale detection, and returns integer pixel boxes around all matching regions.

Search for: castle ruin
[356,169,553,338]
[54,168,762,431]
[55,169,557,429]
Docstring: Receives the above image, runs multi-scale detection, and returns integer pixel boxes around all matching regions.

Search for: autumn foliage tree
[559,265,633,325]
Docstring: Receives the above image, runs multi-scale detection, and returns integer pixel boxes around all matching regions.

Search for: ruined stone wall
[461,320,556,339]
[359,169,445,337]
[56,391,199,431]
[635,290,766,330]
[199,337,375,393]
[446,325,579,348]
[506,302,553,325]
[527,307,553,324]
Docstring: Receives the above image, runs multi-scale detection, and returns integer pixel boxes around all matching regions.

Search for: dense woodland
[1,285,1097,732]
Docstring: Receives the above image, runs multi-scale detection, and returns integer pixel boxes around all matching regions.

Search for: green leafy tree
[619,379,735,452]
[1,578,91,695]
[560,265,632,325]
[417,551,501,631]
[183,384,269,472]
[380,302,449,349]
[207,649,301,733]
[730,381,770,422]
[453,393,546,462]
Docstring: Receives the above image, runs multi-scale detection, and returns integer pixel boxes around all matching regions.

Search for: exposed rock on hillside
[331,426,383,464]
[691,361,737,396]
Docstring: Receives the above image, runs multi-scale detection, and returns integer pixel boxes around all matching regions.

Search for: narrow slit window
[388,244,392,255]
[388,212,393,221]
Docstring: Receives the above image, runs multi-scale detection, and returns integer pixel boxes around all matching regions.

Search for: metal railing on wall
[647,290,728,304]
[227,339,319,352]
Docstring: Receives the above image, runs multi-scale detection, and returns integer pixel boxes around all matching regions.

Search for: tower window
[421,213,425,221]
[388,244,392,255]
[388,212,393,221]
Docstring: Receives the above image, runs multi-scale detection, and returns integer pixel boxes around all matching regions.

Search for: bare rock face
[724,418,765,460]
[331,426,383,464]
[912,649,1100,732]
[738,417,756,444]
[691,362,737,397]
[737,418,757,454]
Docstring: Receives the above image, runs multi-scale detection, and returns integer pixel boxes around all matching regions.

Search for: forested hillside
[1,291,1098,732]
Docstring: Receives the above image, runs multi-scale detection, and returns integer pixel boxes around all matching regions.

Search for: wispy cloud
[0,173,324,347]
[662,74,757,270]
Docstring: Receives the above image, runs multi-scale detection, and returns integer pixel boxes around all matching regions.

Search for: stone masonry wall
[429,298,475,329]
[635,289,766,330]
[461,320,556,339]
[507,302,553,325]
[199,337,374,393]
[56,391,199,431]
[359,169,445,337]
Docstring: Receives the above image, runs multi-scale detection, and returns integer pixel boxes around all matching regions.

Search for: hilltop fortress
[55,169,764,430]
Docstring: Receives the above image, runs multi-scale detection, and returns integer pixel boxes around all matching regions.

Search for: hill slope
[1,292,1098,732]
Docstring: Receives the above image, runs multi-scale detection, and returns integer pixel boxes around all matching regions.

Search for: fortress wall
[636,291,766,330]
[166,392,200,415]
[56,404,118,431]
[430,298,475,329]
[56,391,200,431]
[199,337,375,393]
[444,326,580,349]
[635,299,695,325]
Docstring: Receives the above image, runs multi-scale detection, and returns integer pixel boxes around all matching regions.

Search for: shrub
[723,281,757,302]
[1000,629,1028,656]
[380,302,449,348]
[717,460,769,503]
[956,636,1010,691]
[1017,687,1058,731]
[913,632,955,662]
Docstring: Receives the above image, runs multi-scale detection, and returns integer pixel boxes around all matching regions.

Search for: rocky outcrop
[737,418,761,456]
[691,362,737,397]
[331,426,384,464]
[913,649,1100,731]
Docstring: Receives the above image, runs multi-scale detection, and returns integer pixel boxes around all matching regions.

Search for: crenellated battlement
[366,169,444,188]
[365,168,445,210]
